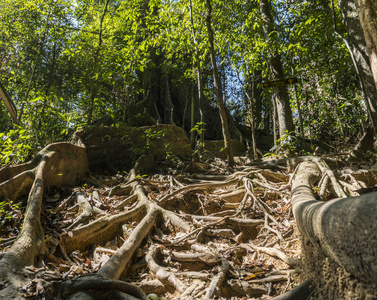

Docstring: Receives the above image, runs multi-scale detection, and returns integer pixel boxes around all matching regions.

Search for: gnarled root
[0,142,88,299]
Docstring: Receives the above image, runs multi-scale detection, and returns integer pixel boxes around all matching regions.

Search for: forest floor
[1,146,376,299]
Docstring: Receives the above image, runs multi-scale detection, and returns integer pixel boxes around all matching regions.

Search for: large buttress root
[0,142,88,299]
[292,161,377,294]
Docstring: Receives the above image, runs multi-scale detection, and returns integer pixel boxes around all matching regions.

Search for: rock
[72,125,192,172]
[204,139,245,159]
[134,154,155,174]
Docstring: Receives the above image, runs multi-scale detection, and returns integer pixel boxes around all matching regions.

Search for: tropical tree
[260,0,295,140]
[355,1,377,90]
[205,0,234,164]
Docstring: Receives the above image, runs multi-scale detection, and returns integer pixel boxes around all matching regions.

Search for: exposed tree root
[4,140,376,299]
[146,245,186,293]
[0,142,87,299]
[51,274,149,300]
[292,160,377,298]
[272,279,313,300]
[242,243,300,268]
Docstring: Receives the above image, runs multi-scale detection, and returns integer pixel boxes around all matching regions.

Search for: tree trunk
[0,81,18,125]
[355,1,377,93]
[251,70,263,128]
[272,95,278,145]
[290,64,305,142]
[191,83,196,148]
[260,0,295,139]
[205,0,234,165]
[165,75,174,124]
[339,0,377,134]
[87,0,110,125]
[18,53,40,124]
[245,73,261,160]
[189,0,205,148]
[250,70,263,159]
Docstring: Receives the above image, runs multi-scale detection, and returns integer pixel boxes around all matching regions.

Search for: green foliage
[0,201,21,221]
[0,0,370,162]
[275,131,299,154]
[0,126,34,165]
[269,131,311,156]
[189,122,206,136]
[0,200,23,237]
[141,128,167,155]
[190,122,206,154]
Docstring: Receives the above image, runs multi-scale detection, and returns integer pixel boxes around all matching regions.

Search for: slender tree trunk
[294,85,304,141]
[244,71,262,160]
[182,82,189,129]
[19,15,50,124]
[40,42,57,128]
[189,0,204,147]
[245,89,258,160]
[191,84,196,148]
[18,53,40,124]
[154,100,161,124]
[205,0,234,165]
[299,65,313,143]
[0,82,18,125]
[165,75,174,124]
[260,0,295,139]
[272,95,278,144]
[252,70,263,128]
[292,65,305,142]
[87,0,110,125]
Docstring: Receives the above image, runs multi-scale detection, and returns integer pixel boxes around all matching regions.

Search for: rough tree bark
[339,0,377,124]
[245,71,262,160]
[355,1,377,91]
[205,0,234,165]
[336,0,377,157]
[292,160,377,292]
[249,70,263,129]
